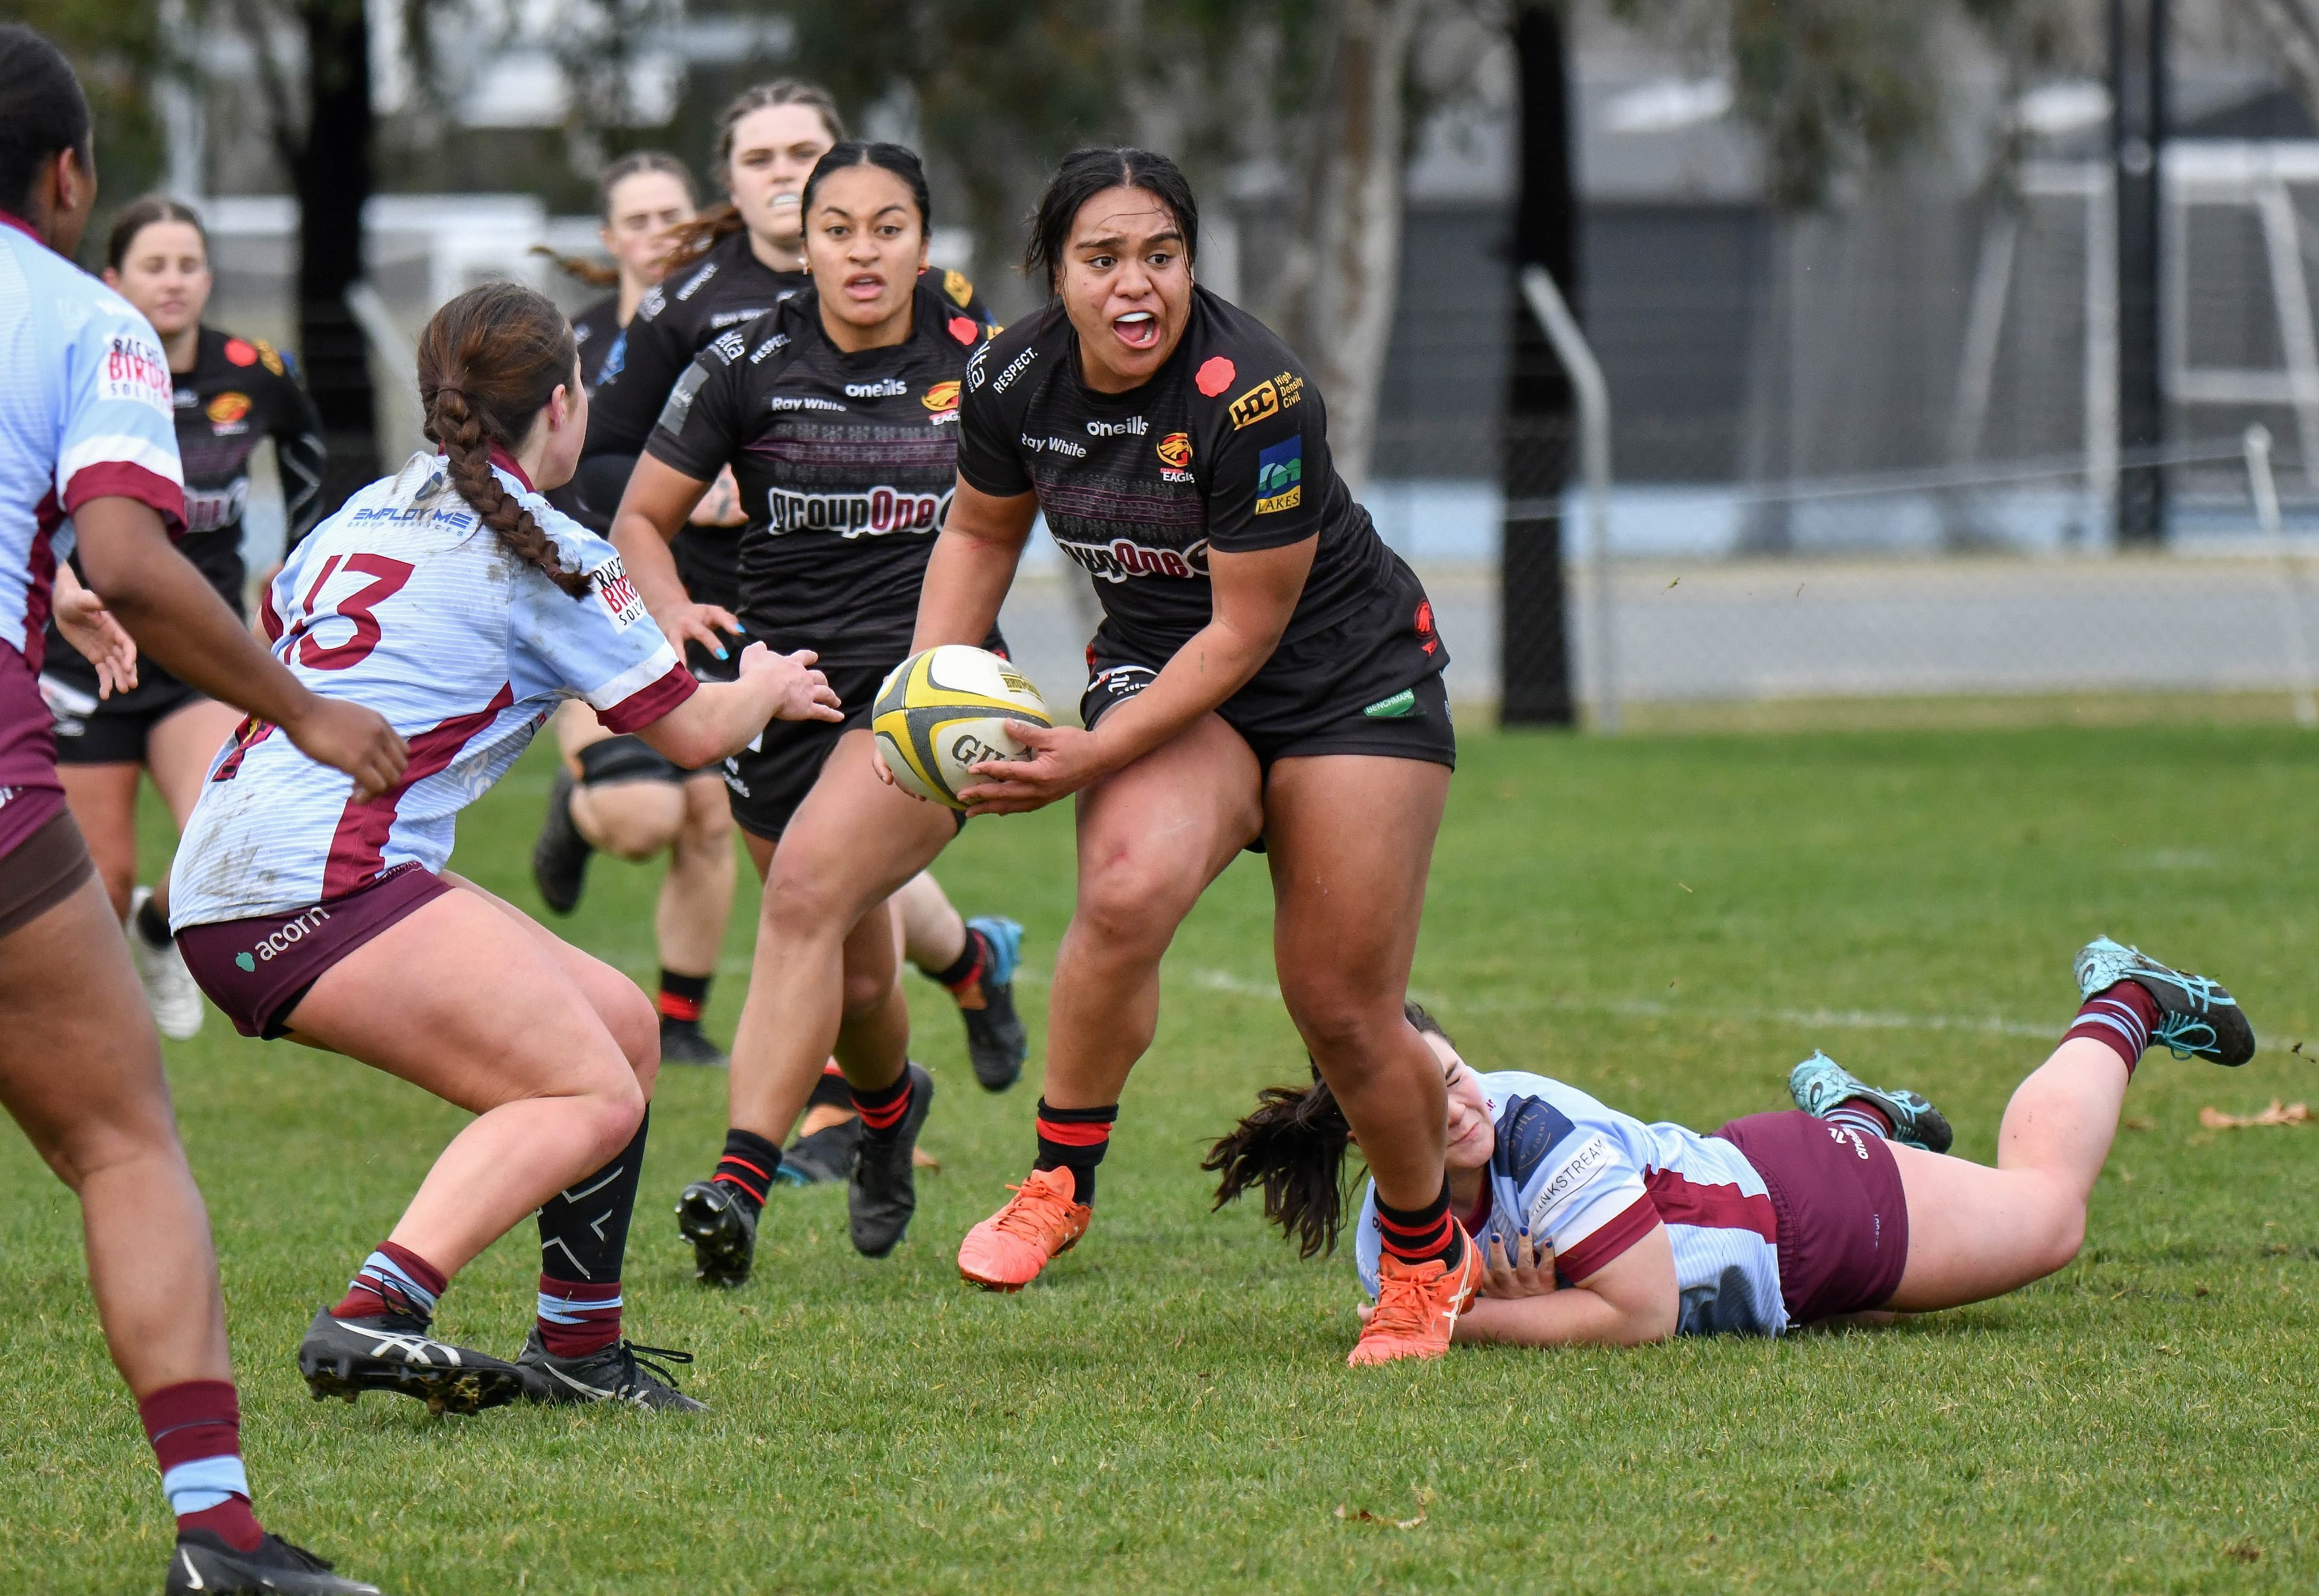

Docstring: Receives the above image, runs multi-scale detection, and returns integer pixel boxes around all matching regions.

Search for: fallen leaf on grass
[2224,1539,2261,1564]
[2199,1101,2314,1129]
[2122,1115,2157,1132]
[1335,1493,1419,1531]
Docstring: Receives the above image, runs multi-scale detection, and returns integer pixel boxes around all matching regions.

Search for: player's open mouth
[1113,310,1159,349]
[844,272,885,301]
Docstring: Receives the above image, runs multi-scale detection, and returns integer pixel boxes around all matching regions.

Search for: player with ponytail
[1214,934,2256,1349]
[167,281,840,1416]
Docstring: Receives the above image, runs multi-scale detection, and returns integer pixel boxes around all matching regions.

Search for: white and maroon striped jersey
[170,450,694,928]
[1355,1071,1789,1336]
[0,213,184,815]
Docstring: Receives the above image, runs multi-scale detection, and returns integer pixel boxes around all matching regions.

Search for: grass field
[6,722,2319,1594]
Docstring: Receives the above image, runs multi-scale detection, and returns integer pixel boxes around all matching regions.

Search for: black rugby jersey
[955,286,1437,673]
[571,293,623,392]
[645,279,989,668]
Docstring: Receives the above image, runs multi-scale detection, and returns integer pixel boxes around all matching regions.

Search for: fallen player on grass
[1205,937,2254,1349]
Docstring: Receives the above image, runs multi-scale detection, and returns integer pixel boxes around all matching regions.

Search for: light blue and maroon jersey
[0,211,184,844]
[1355,1071,1789,1337]
[170,450,693,928]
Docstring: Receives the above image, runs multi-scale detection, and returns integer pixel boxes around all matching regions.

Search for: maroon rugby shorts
[177,864,452,1039]
[1714,1109,1911,1324]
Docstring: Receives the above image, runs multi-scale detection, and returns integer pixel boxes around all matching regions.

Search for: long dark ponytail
[415,282,589,598]
[1204,1002,1452,1258]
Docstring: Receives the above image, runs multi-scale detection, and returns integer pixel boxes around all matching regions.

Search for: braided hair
[414,282,591,599]
[1202,1002,1454,1258]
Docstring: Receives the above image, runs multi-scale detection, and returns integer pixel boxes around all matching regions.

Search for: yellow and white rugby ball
[872,646,1052,811]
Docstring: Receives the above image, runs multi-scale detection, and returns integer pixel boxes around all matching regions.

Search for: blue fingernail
[714,646,728,658]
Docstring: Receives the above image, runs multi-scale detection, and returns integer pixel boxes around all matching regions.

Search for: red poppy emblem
[1195,356,1236,397]
[948,316,977,345]
[223,338,258,367]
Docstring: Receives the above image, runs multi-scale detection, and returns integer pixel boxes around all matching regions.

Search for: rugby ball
[872,646,1052,810]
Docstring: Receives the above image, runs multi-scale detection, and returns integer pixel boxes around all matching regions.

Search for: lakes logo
[922,380,961,414]
[1254,439,1302,514]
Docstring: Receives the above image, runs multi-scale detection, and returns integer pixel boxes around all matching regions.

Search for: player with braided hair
[167,281,841,1415]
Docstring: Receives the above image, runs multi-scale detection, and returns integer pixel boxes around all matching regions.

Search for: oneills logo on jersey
[922,381,961,414]
[1228,370,1305,431]
[942,269,974,308]
[1254,439,1303,514]
[591,556,649,631]
[1054,535,1210,583]
[766,485,952,538]
[1156,431,1193,482]
[845,377,909,399]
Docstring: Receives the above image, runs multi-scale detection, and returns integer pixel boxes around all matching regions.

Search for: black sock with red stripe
[658,969,710,1025]
[713,1127,781,1217]
[850,1068,914,1144]
[923,925,990,994]
[1374,1179,1467,1272]
[1032,1098,1115,1205]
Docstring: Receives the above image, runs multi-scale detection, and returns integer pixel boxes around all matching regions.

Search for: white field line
[1132,966,2059,1040]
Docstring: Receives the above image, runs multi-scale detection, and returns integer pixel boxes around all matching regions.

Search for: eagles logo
[1156,432,1192,469]
[922,380,961,414]
[206,391,252,425]
[943,269,973,308]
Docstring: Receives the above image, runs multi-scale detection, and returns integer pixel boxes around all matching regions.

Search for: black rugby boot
[516,1328,707,1412]
[297,1306,527,1415]
[958,915,1027,1091]
[675,1178,758,1287]
[2075,937,2257,1066]
[167,1531,382,1595]
[849,1062,935,1258]
[782,1116,862,1184]
[658,1014,728,1068]
[530,767,592,915]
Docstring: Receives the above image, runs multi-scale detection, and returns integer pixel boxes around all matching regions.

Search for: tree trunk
[295,0,379,517]
[1499,0,1579,726]
[1300,0,1425,492]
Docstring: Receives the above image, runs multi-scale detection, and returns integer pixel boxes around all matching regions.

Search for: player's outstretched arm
[1446,1223,1681,1348]
[72,495,408,798]
[630,639,841,769]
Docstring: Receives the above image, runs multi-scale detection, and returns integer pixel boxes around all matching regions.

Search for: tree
[22,0,170,251]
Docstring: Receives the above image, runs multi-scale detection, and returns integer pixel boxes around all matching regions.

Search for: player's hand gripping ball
[872,646,1053,810]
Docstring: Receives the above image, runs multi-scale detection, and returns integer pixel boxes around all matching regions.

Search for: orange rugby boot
[957,1167,1092,1291]
[1346,1228,1483,1367]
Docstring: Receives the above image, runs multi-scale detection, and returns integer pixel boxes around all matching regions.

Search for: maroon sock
[2065,981,2163,1075]
[1827,1098,1896,1138]
[536,1275,621,1359]
[140,1379,263,1553]
[331,1240,447,1321]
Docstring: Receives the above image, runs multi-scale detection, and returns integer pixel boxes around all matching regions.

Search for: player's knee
[576,791,681,860]
[840,961,896,1018]
[594,981,659,1093]
[1279,975,1396,1063]
[1074,851,1196,953]
[679,781,733,849]
[762,855,859,938]
[576,1079,646,1167]
[34,1104,184,1194]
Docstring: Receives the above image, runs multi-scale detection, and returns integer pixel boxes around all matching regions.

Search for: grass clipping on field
[2199,1100,2315,1128]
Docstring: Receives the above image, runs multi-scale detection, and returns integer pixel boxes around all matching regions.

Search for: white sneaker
[127,885,204,1040]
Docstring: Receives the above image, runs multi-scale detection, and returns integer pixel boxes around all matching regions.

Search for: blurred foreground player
[168,283,838,1415]
[0,26,397,1593]
[42,194,326,1042]
[1212,941,2254,1348]
[905,148,1463,1365]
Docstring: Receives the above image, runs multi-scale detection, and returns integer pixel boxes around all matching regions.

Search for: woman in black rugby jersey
[45,196,324,1043]
[553,88,1020,1086]
[611,143,1006,1280]
[909,148,1469,1368]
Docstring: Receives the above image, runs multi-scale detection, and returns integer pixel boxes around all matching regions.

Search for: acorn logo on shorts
[239,904,335,970]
